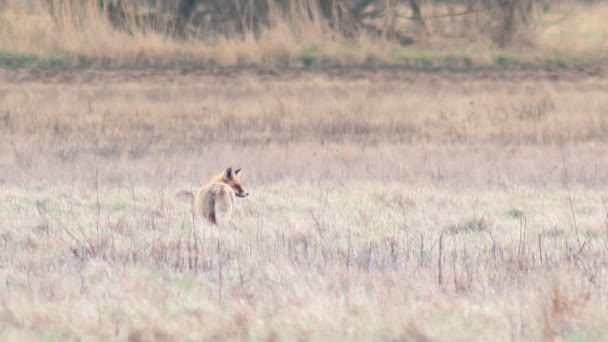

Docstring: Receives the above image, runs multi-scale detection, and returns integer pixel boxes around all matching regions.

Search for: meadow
[0,67,607,340]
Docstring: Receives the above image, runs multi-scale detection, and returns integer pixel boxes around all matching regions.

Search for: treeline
[46,0,546,47]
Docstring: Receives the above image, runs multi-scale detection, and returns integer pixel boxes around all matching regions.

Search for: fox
[177,167,249,225]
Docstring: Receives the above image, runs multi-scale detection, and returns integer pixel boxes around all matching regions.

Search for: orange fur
[193,167,249,225]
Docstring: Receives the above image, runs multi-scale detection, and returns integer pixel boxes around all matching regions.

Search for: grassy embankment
[0,1,606,69]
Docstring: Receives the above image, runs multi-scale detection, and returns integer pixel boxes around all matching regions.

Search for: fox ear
[225,167,233,179]
[234,168,242,176]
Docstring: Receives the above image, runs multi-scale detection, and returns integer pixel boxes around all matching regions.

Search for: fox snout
[233,185,248,198]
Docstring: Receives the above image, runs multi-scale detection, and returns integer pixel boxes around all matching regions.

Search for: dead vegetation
[1,69,608,339]
[0,1,606,67]
[1,68,608,160]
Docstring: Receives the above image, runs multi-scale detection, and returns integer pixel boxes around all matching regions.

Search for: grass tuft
[445,217,489,235]
[0,50,38,68]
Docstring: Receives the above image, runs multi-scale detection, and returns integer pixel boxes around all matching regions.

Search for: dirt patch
[0,64,605,85]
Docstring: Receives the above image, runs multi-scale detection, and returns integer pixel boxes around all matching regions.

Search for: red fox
[178,167,249,225]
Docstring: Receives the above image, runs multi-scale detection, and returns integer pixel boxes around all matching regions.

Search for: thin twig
[438,232,444,286]
[94,166,101,240]
[538,234,543,265]
[561,146,582,249]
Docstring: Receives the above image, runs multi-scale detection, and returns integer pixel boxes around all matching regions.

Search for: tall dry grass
[0,0,607,67]
[0,0,341,66]
[2,68,608,189]
[2,68,608,154]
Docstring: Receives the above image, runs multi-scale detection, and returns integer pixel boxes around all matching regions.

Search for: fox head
[222,167,249,198]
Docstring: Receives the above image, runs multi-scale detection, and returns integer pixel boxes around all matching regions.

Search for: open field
[1,68,608,340]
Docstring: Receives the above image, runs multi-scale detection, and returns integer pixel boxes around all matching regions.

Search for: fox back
[193,167,248,225]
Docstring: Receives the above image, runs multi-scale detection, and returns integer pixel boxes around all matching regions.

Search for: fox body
[192,167,249,225]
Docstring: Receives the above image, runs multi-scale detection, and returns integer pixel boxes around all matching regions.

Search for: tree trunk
[497,0,516,48]
[407,0,426,29]
[176,0,198,36]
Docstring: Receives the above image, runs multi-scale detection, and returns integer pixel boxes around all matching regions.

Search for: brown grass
[2,68,608,153]
[1,68,608,340]
[0,1,607,67]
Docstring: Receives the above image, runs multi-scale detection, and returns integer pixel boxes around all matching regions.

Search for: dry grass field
[1,67,608,340]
